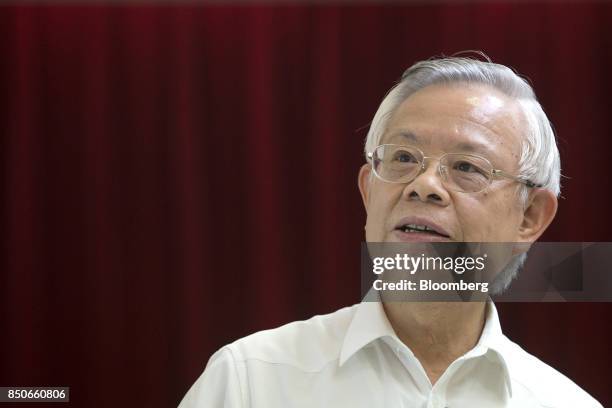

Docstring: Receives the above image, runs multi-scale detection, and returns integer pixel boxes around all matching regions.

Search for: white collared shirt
[179,301,602,407]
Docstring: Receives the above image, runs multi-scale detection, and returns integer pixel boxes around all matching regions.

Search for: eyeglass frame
[366,144,543,193]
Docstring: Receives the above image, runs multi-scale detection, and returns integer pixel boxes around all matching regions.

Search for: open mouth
[397,224,449,237]
[394,222,451,241]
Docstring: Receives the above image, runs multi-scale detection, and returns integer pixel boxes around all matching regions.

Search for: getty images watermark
[371,252,490,293]
[361,242,612,302]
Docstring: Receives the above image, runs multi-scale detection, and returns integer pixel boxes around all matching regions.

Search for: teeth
[402,224,433,233]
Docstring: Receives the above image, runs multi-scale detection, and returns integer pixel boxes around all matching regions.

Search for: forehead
[383,83,525,165]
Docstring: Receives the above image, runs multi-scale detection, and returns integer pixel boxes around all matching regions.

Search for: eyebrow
[393,130,493,155]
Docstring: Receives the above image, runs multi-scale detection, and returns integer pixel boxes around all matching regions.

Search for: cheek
[454,201,490,241]
[454,191,522,241]
[365,183,402,240]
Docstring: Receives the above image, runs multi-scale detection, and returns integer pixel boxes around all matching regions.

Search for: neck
[383,301,487,385]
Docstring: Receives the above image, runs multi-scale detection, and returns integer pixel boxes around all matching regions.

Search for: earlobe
[518,189,558,242]
[358,164,372,211]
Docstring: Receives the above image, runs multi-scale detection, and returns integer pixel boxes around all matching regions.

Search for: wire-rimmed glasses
[367,144,542,194]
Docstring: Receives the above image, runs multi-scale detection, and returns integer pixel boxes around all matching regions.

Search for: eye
[394,151,418,163]
[454,161,482,173]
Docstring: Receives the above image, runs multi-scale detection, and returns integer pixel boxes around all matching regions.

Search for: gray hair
[364,55,561,293]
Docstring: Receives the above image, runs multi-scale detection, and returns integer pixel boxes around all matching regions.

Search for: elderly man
[179,56,602,407]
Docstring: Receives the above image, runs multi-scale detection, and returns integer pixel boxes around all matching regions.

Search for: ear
[518,189,558,242]
[358,164,372,212]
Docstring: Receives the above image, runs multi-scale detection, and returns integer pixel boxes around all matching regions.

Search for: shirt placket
[393,340,478,408]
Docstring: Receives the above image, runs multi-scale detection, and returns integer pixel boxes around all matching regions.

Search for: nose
[402,157,451,205]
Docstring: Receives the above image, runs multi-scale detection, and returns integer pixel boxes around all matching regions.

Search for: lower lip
[392,229,452,242]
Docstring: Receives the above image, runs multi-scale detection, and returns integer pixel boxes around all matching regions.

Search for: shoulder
[226,304,358,372]
[500,336,602,408]
[179,305,359,407]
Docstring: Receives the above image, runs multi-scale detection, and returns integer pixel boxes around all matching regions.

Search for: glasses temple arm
[492,169,543,188]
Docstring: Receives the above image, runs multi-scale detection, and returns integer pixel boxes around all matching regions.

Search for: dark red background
[0,3,610,407]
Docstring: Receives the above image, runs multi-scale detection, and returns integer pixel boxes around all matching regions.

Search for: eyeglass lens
[372,145,493,193]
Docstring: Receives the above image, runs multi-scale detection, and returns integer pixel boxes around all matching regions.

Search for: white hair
[364,55,561,293]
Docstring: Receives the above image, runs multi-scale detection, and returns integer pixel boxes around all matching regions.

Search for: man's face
[359,83,543,243]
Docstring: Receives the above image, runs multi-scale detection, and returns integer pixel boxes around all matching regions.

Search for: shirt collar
[473,301,513,397]
[339,295,396,367]
[339,293,513,397]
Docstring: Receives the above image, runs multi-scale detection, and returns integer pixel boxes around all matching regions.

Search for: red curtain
[1,3,611,406]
